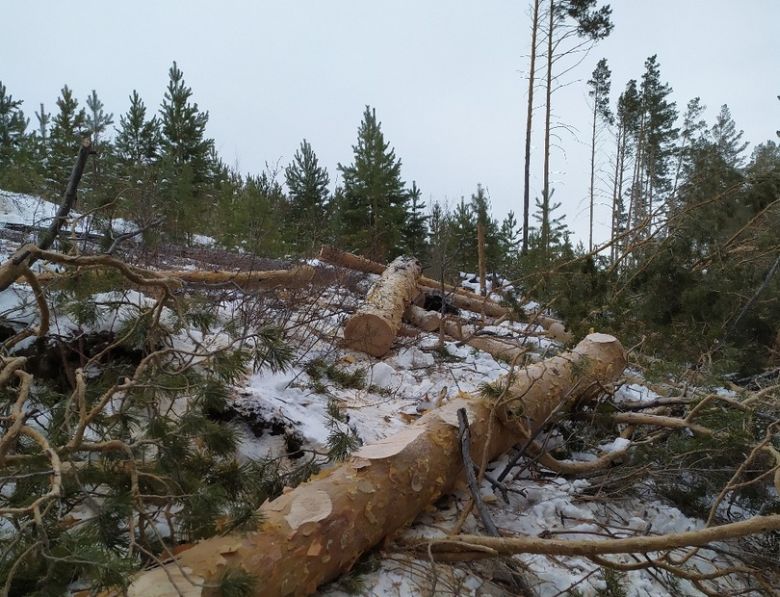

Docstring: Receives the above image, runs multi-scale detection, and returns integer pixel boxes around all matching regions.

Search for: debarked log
[343,255,421,357]
[122,333,626,597]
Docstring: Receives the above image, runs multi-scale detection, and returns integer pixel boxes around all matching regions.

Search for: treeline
[0,66,521,269]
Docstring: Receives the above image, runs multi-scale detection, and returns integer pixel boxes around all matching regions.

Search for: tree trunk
[522,0,541,255]
[319,246,508,316]
[542,0,554,257]
[122,334,626,597]
[477,221,487,296]
[405,305,526,363]
[343,256,421,357]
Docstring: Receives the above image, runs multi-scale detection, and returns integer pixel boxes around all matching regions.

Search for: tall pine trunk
[522,0,541,255]
[542,0,554,238]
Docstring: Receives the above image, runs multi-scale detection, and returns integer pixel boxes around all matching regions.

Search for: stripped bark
[343,256,421,357]
[121,333,626,597]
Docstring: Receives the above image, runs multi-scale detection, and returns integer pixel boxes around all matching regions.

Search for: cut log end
[344,313,395,357]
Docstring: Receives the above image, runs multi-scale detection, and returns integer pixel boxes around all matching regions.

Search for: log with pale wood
[319,246,573,340]
[405,304,527,363]
[342,255,421,357]
[121,333,626,597]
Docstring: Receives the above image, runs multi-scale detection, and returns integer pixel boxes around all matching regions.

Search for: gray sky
[3,0,778,244]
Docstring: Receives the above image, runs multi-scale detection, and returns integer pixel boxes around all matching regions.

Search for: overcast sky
[3,1,778,244]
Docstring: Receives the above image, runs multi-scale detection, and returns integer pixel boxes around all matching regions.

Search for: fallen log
[343,255,421,357]
[318,247,572,338]
[405,305,526,363]
[122,333,626,597]
[34,265,316,290]
[319,245,505,312]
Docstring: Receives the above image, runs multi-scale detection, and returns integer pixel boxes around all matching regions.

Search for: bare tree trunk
[522,0,541,255]
[541,0,554,258]
[343,256,421,357]
[477,221,487,296]
[123,334,626,597]
[589,95,598,253]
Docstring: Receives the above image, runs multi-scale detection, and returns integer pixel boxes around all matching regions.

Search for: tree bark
[122,333,626,597]
[319,246,509,317]
[477,221,487,297]
[522,0,541,255]
[343,256,421,357]
[405,305,527,363]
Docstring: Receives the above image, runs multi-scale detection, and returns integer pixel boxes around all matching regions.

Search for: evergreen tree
[47,85,87,196]
[402,181,428,258]
[85,89,114,148]
[671,97,707,198]
[534,189,568,258]
[451,197,476,273]
[115,90,161,166]
[633,55,678,232]
[284,138,330,255]
[0,81,27,170]
[710,104,749,167]
[610,79,641,261]
[337,106,407,261]
[499,210,521,271]
[586,58,613,251]
[158,62,215,240]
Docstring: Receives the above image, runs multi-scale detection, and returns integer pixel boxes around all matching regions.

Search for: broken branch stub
[343,255,421,357]
[121,333,625,597]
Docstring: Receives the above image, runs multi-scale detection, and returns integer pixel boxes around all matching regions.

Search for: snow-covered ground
[0,190,768,596]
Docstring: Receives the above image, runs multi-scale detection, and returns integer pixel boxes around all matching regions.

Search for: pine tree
[671,97,707,199]
[115,90,161,166]
[534,189,568,258]
[710,104,749,167]
[0,81,28,170]
[85,89,114,148]
[586,58,613,252]
[114,91,163,230]
[610,79,641,261]
[402,181,428,258]
[499,210,521,271]
[158,62,215,240]
[541,0,613,220]
[284,139,330,255]
[625,55,678,242]
[337,106,407,261]
[451,197,476,273]
[522,0,543,254]
[47,85,87,196]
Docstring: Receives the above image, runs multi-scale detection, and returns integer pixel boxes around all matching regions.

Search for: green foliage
[218,568,259,597]
[596,568,627,597]
[285,138,330,255]
[337,106,408,261]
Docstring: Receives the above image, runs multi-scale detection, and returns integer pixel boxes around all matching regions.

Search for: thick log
[343,256,421,357]
[319,245,501,305]
[122,333,626,597]
[404,305,526,363]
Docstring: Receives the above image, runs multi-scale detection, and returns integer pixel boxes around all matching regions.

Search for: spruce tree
[284,138,330,255]
[451,197,476,273]
[337,106,407,261]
